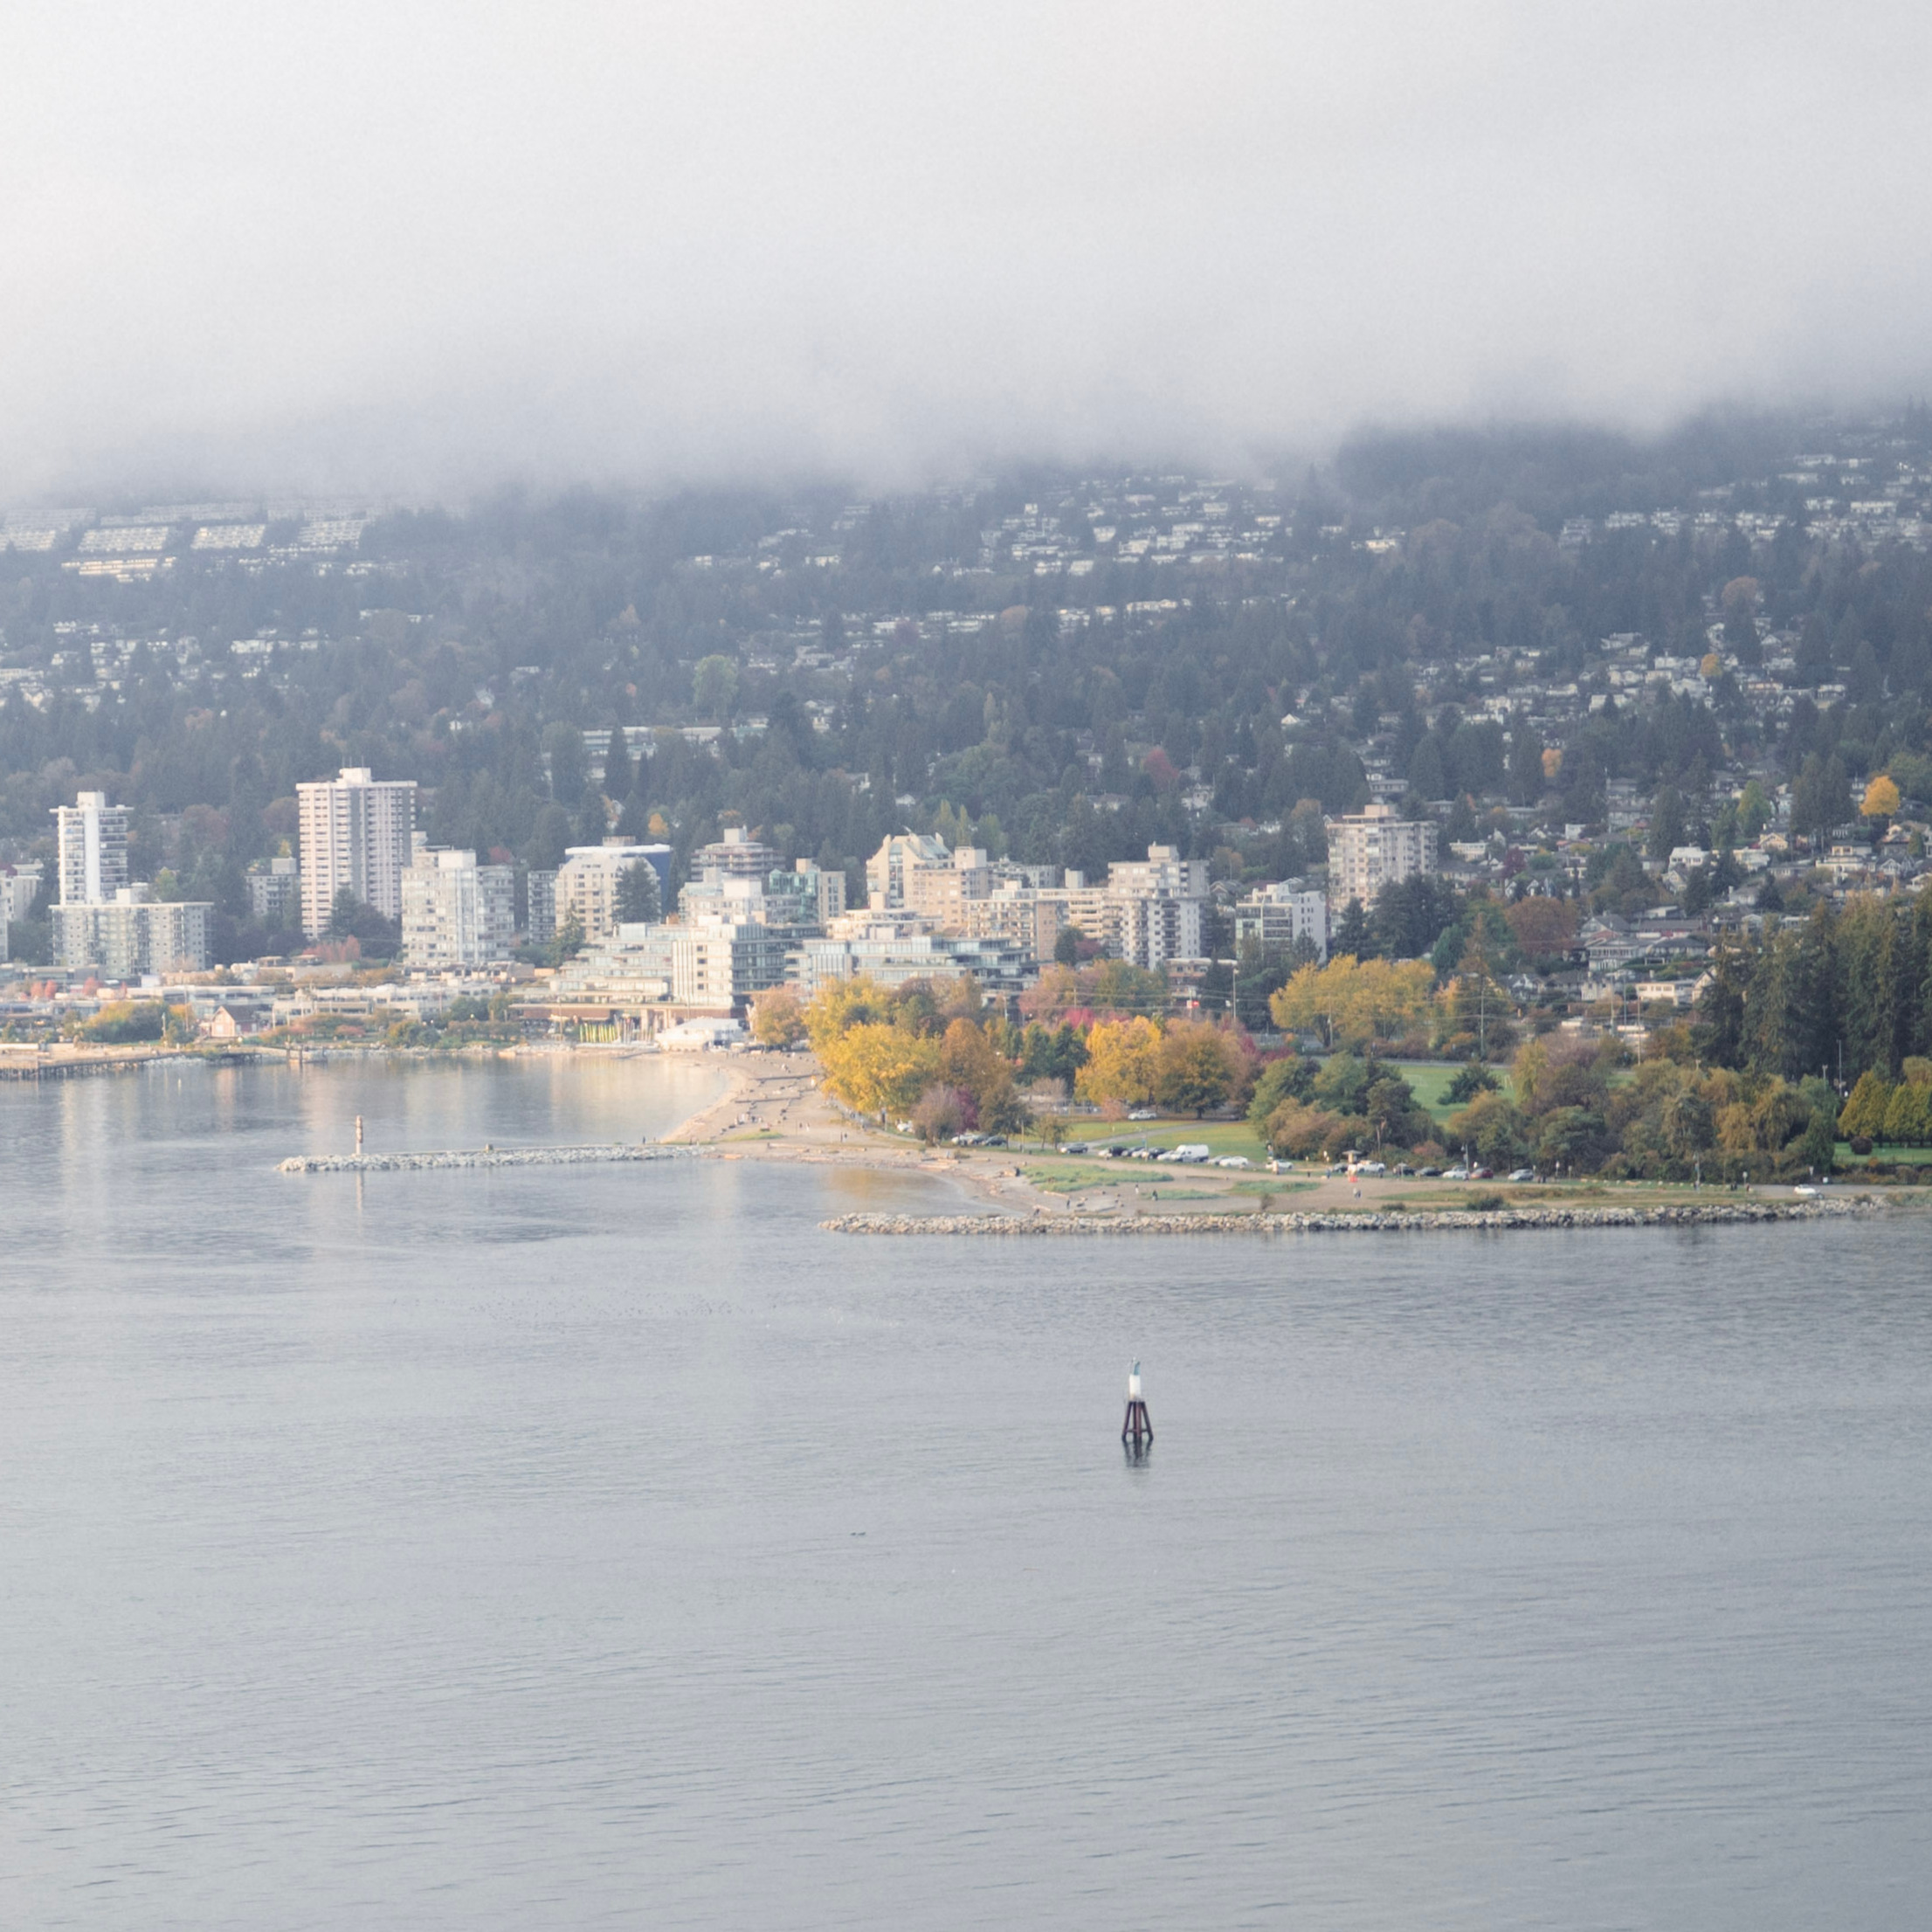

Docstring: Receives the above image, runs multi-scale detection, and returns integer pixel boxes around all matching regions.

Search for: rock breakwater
[279,1143,698,1174]
[822,1197,1877,1236]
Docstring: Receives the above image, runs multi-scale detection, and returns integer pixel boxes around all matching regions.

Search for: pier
[278,1142,704,1174]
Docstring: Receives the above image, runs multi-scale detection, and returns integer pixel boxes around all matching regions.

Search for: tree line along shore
[755,953,1929,1187]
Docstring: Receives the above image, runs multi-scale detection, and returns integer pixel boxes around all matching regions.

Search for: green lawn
[1390,1059,1514,1122]
[1836,1142,1932,1165]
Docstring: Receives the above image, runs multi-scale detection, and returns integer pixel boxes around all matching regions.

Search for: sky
[3,1,1929,500]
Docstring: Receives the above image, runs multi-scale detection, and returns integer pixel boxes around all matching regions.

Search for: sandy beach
[659,1048,1898,1231]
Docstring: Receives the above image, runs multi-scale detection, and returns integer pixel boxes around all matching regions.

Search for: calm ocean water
[2,1057,1929,1930]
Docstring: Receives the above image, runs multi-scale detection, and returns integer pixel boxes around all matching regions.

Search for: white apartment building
[556,839,672,942]
[53,888,210,976]
[1233,882,1329,959]
[1326,803,1438,912]
[54,791,129,905]
[1104,845,1211,902]
[401,847,516,968]
[544,914,792,1013]
[296,767,417,937]
[790,927,1032,996]
[1052,884,1204,969]
[1042,845,1208,969]
[679,857,845,931]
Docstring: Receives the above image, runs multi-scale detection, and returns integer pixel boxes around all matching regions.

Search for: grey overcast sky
[3,2,1929,499]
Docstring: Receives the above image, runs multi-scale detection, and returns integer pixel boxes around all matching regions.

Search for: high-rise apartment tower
[54,791,129,905]
[296,767,417,938]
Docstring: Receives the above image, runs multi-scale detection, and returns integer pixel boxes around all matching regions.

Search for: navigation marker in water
[1121,1359,1153,1446]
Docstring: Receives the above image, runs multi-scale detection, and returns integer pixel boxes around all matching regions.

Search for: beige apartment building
[859,834,1207,971]
[556,838,672,942]
[866,831,950,910]
[1326,803,1438,912]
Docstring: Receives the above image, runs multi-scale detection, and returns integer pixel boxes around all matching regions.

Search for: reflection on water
[2,1061,1930,1931]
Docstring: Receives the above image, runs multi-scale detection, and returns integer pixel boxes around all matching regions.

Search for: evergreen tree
[1837,900,1912,1080]
[575,789,610,848]
[602,722,632,802]
[1332,898,1373,960]
[1915,894,1932,1060]
[543,723,588,808]
[615,859,660,925]
[1788,906,1842,1085]
[1694,938,1749,1069]
[616,790,652,840]
[1408,735,1447,800]
[1507,719,1546,805]
[1745,925,1802,1080]
[1648,783,1687,860]
[1373,875,1461,961]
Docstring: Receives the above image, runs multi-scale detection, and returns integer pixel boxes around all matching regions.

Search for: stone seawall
[822,1198,1876,1236]
[278,1143,698,1174]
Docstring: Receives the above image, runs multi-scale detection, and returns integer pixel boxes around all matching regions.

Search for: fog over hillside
[3,3,1929,499]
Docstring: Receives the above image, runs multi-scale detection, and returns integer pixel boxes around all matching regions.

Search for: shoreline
[69,1040,1914,1233]
[665,1056,1912,1233]
[820,1198,1881,1236]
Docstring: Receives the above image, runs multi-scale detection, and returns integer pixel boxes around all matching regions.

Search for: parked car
[1441,1166,1470,1180]
[1130,1147,1156,1160]
[1215,1156,1252,1169]
[1355,1160,1387,1176]
[1127,1107,1157,1121]
[1471,1166,1494,1180]
[1392,1163,1415,1177]
[1508,1168,1535,1183]
[981,1135,1007,1148]
[1418,1166,1442,1178]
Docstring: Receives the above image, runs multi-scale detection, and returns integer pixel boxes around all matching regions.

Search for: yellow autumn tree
[1862,774,1901,818]
[1269,955,1433,1048]
[804,974,894,1052]
[1074,1016,1162,1107]
[818,1021,942,1121]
